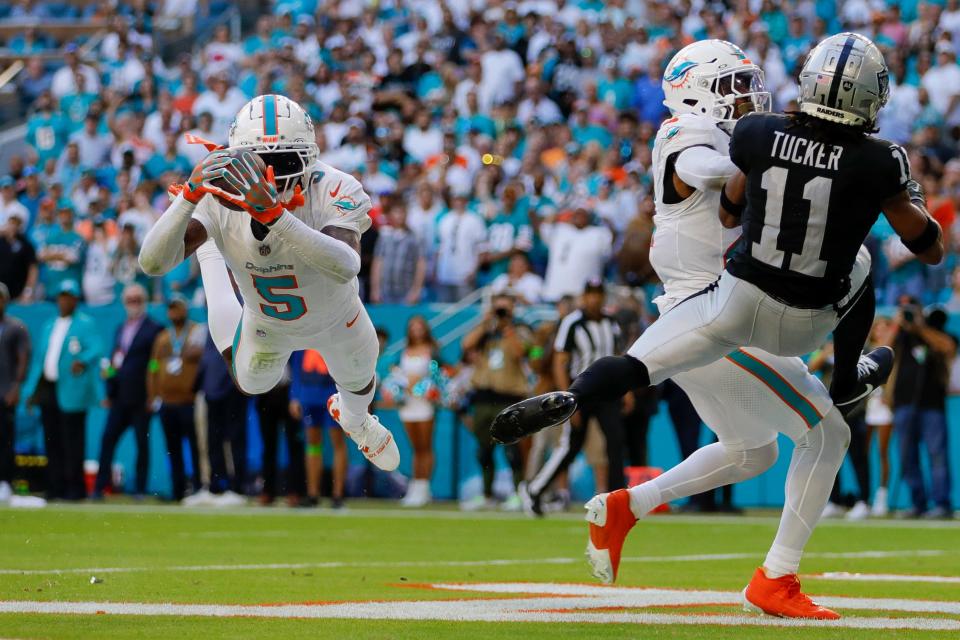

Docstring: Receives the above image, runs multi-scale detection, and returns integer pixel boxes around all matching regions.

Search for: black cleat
[490,391,578,444]
[834,346,894,420]
[518,482,544,518]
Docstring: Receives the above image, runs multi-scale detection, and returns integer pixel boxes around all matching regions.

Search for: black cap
[583,278,605,294]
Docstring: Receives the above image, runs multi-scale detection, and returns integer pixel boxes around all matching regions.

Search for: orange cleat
[584,489,638,584]
[742,567,840,619]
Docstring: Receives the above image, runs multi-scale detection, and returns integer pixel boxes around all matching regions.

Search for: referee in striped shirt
[520,278,626,516]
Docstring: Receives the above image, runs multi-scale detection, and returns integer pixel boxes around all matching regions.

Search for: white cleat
[845,500,870,521]
[181,488,216,507]
[327,393,400,471]
[871,487,889,517]
[213,490,247,507]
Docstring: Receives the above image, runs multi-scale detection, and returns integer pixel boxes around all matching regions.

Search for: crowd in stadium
[0,0,956,517]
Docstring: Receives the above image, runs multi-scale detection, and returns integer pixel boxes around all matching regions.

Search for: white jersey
[193,160,372,336]
[649,113,740,313]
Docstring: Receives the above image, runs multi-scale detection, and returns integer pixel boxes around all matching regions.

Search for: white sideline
[0,583,959,630]
[0,549,947,576]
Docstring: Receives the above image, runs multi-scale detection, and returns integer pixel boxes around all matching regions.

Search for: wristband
[903,216,940,255]
[720,187,744,217]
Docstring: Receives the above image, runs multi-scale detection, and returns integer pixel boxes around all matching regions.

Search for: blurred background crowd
[0,0,956,517]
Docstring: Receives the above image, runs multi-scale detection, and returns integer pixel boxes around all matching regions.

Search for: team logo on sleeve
[332,195,361,212]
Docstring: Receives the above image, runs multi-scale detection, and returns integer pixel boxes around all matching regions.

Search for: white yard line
[0,549,947,577]
[812,572,960,584]
[0,583,958,630]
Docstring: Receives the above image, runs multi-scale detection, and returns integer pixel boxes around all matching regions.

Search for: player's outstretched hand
[181,150,235,204]
[226,151,287,224]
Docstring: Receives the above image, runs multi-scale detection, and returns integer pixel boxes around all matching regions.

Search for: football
[208,149,267,211]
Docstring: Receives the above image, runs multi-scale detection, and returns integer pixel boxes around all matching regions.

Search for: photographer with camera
[461,291,533,510]
[891,298,956,518]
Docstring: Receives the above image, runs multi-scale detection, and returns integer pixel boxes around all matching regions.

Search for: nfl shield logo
[259,244,271,256]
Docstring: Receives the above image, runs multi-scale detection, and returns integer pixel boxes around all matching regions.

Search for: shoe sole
[491,393,578,444]
[329,395,400,472]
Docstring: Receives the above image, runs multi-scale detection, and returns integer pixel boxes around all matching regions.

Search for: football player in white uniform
[139,94,399,472]
[506,41,887,620]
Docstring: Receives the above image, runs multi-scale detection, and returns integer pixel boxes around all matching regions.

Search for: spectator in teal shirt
[759,0,789,45]
[17,168,45,225]
[781,15,812,70]
[244,16,285,55]
[37,202,85,301]
[143,132,192,181]
[28,198,56,247]
[597,59,634,111]
[477,182,533,284]
[571,100,613,148]
[58,74,98,134]
[9,27,47,55]
[26,92,68,167]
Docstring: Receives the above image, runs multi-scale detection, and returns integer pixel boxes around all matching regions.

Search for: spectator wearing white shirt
[517,78,563,125]
[403,111,444,164]
[69,115,113,169]
[539,207,613,302]
[0,177,30,228]
[142,97,182,152]
[435,193,487,302]
[479,34,525,110]
[50,46,100,101]
[489,252,544,304]
[407,183,444,272]
[922,42,960,127]
[191,74,248,143]
[878,70,921,145]
[202,25,244,77]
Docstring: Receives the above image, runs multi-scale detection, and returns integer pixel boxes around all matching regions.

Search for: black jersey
[726,112,909,308]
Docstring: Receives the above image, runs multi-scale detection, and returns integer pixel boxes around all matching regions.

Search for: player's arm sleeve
[269,213,362,284]
[674,145,738,191]
[139,193,199,276]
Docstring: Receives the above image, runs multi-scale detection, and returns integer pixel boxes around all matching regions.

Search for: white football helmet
[228,94,319,190]
[662,40,771,130]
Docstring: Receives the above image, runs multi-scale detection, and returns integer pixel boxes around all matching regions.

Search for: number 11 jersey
[726,112,909,308]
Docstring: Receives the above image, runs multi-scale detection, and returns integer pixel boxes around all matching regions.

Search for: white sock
[764,408,850,578]
[763,544,804,578]
[196,240,242,353]
[628,482,662,519]
[627,441,778,519]
[335,382,375,434]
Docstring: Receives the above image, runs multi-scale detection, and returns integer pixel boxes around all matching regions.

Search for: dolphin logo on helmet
[661,40,771,132]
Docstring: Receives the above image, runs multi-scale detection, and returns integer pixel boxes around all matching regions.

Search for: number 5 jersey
[191,160,372,335]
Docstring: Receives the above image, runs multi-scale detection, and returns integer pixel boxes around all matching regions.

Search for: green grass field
[0,502,957,639]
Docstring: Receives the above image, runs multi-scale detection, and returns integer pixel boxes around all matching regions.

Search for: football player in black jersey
[490,33,944,618]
